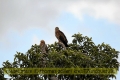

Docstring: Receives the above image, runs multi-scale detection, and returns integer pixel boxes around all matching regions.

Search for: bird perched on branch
[40,40,48,53]
[55,27,68,47]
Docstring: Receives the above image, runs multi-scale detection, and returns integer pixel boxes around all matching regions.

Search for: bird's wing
[59,30,68,43]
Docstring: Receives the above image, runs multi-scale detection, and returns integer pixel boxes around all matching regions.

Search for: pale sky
[0,0,120,79]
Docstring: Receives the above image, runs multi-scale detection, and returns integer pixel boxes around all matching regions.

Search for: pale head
[40,40,45,44]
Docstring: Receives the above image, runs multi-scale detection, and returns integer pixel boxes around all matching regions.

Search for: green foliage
[0,68,5,80]
[2,33,120,80]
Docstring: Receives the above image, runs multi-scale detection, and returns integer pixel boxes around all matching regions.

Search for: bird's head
[40,40,45,45]
[55,27,59,31]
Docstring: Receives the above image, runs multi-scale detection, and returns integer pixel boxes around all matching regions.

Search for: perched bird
[40,40,48,53]
[55,27,68,47]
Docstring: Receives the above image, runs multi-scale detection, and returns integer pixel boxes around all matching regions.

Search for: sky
[0,0,120,79]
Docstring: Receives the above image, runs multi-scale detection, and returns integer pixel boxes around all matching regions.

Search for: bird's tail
[65,43,69,47]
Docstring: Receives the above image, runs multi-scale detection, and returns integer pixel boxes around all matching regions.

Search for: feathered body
[40,40,48,53]
[55,27,68,47]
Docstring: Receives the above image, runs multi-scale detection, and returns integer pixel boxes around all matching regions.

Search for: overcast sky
[0,0,120,79]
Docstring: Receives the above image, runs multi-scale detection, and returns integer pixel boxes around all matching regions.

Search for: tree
[0,68,5,80]
[2,33,119,80]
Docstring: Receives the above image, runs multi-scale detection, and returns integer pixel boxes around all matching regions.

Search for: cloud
[67,0,120,24]
[1,1,120,35]
[0,0,73,36]
[0,0,67,48]
[0,0,120,37]
[0,0,120,51]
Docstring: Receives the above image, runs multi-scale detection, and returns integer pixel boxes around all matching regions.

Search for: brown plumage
[40,40,48,53]
[55,27,68,47]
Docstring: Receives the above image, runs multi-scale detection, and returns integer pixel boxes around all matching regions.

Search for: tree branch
[58,42,66,50]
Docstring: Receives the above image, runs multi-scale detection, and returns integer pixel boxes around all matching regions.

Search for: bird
[40,40,48,67]
[40,40,48,53]
[55,27,68,47]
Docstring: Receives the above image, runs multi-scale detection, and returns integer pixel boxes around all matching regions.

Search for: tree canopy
[1,33,119,80]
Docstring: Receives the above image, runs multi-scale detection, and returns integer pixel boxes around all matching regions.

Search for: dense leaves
[2,33,119,80]
[0,68,5,80]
